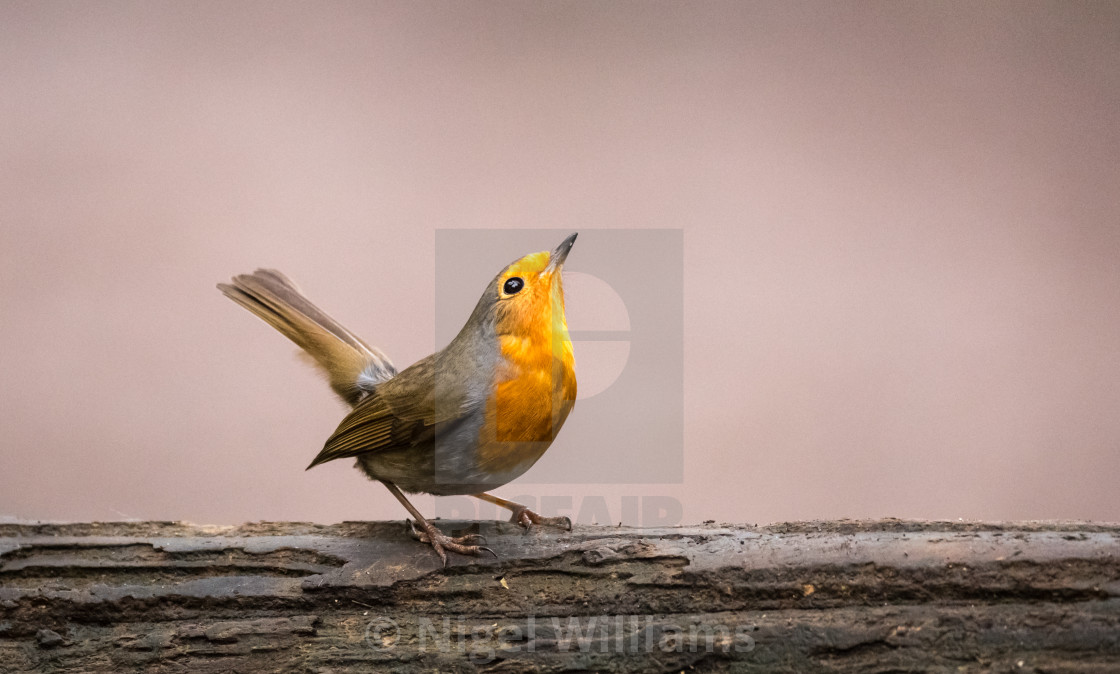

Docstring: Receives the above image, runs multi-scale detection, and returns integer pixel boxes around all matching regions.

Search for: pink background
[2,1,1119,525]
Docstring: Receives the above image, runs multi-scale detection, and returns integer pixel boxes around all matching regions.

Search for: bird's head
[487,233,576,343]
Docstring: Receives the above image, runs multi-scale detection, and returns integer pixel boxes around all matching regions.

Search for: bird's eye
[503,277,524,295]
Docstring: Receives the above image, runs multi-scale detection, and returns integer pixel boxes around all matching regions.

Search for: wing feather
[305,353,476,469]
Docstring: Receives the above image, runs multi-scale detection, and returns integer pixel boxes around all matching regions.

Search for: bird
[217,233,578,564]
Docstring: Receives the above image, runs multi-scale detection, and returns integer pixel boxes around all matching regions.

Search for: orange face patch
[476,250,577,473]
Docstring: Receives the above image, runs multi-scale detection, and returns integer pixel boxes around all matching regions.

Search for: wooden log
[1,519,1118,672]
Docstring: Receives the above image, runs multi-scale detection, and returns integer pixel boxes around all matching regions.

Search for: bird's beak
[546,232,577,274]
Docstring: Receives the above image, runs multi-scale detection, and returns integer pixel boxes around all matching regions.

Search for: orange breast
[477,317,576,473]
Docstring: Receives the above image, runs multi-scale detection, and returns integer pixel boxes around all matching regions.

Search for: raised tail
[217,269,396,406]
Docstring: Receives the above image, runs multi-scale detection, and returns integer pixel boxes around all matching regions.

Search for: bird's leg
[472,492,573,532]
[380,481,494,566]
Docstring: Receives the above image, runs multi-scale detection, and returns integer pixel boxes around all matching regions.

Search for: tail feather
[218,270,396,406]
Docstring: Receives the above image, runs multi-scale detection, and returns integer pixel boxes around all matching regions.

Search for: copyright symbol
[364,617,399,651]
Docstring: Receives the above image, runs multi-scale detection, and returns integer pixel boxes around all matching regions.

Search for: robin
[218,233,578,564]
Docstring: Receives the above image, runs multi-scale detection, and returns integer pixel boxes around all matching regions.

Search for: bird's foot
[508,507,573,533]
[406,519,496,566]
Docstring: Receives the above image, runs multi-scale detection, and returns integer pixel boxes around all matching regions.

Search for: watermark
[364,614,755,663]
[433,494,683,527]
[434,229,684,485]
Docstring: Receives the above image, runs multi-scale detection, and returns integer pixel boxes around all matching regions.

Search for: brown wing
[305,395,419,469]
[306,355,473,469]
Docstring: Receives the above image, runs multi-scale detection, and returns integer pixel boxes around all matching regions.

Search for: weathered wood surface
[1,519,1118,672]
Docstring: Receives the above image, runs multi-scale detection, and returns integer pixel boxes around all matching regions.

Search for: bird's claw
[406,519,496,566]
[509,508,573,533]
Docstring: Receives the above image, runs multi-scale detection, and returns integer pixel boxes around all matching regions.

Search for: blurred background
[2,1,1119,526]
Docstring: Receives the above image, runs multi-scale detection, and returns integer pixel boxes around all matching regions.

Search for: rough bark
[1,519,1118,672]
